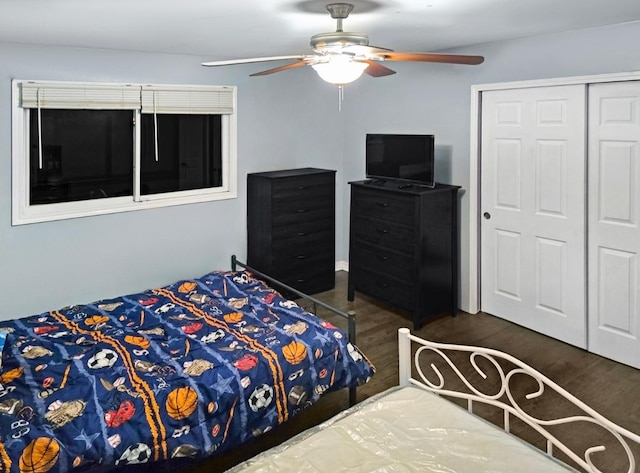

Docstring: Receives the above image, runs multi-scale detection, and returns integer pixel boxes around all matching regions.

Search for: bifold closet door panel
[588,80,640,369]
[480,85,587,348]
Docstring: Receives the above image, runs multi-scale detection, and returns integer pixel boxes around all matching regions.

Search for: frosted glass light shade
[312,57,368,85]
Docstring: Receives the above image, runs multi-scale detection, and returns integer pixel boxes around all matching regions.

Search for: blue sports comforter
[0,271,374,473]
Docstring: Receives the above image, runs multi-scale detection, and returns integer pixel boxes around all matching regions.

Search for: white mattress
[229,386,575,473]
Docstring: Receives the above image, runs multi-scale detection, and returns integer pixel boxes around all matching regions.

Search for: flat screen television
[365,133,435,187]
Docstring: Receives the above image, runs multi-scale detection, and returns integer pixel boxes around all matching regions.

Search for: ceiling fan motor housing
[310,31,369,52]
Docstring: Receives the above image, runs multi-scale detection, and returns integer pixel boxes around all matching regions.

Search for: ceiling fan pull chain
[338,84,344,112]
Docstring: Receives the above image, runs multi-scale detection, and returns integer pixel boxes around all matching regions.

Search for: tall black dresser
[247,168,336,296]
[348,180,460,329]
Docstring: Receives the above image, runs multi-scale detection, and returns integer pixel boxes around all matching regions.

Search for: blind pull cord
[154,92,159,162]
[37,89,43,170]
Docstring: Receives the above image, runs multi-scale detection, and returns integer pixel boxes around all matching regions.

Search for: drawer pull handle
[376,254,389,261]
[376,228,389,235]
[375,201,390,208]
[376,281,390,288]
[297,209,309,213]
[297,232,308,236]
[296,255,308,260]
[297,186,308,190]
[296,279,306,283]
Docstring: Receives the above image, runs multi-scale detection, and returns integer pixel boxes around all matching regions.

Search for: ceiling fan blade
[202,55,307,67]
[360,60,396,77]
[249,60,310,77]
[378,52,484,65]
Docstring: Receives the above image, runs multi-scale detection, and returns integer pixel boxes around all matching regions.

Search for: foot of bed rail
[231,255,363,409]
[349,386,357,407]
[231,254,238,271]
[347,311,356,346]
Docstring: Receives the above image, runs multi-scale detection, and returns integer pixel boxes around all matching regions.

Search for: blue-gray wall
[2,20,639,319]
[342,21,640,310]
[0,44,344,318]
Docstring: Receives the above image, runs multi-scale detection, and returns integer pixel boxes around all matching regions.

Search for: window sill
[12,189,237,226]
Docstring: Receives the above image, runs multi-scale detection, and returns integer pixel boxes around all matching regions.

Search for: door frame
[467,70,640,314]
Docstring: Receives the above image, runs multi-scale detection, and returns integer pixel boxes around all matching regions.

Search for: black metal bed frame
[231,255,358,406]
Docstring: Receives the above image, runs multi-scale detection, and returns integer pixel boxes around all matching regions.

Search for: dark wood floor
[186,271,640,473]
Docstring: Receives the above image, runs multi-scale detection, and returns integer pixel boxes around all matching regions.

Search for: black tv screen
[366,134,435,187]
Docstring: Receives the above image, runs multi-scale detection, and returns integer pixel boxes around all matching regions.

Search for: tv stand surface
[362,178,440,193]
[396,183,419,190]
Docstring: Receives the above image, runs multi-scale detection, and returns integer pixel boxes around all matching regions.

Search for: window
[139,114,222,196]
[29,109,134,205]
[12,80,237,225]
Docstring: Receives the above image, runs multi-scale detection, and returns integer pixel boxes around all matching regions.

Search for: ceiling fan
[202,2,484,86]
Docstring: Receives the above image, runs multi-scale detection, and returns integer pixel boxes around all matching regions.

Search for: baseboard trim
[335,260,348,272]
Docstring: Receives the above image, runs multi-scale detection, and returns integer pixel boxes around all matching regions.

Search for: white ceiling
[2,0,640,60]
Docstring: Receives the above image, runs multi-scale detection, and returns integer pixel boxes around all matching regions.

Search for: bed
[229,328,640,473]
[0,257,374,473]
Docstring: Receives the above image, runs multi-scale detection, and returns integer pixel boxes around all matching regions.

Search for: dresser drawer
[350,241,413,282]
[272,227,333,251]
[350,265,415,312]
[351,217,415,254]
[272,237,333,264]
[272,175,334,200]
[270,256,335,296]
[272,220,332,242]
[276,268,335,296]
[351,187,416,225]
[270,248,334,275]
[272,195,334,225]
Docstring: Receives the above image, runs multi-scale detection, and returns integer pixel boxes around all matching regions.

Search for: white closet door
[588,81,640,368]
[481,85,587,348]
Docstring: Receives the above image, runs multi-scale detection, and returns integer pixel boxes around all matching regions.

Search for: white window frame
[11,79,237,225]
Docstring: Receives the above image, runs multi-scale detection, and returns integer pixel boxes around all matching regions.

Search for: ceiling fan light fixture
[311,56,368,85]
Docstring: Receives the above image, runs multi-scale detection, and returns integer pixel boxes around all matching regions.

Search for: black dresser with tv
[348,179,460,329]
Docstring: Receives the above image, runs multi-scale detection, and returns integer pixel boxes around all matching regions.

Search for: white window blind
[141,86,234,114]
[20,82,141,110]
[20,82,235,114]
